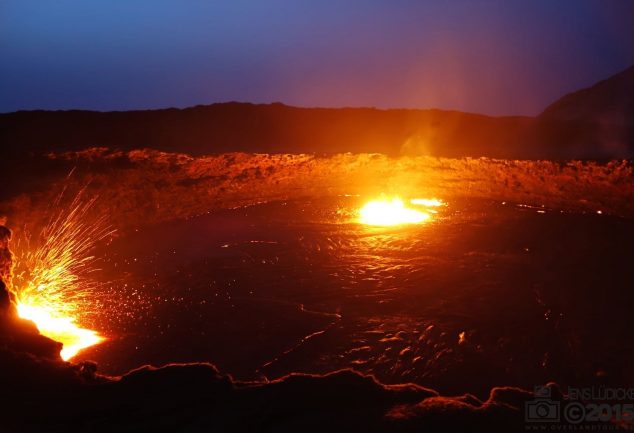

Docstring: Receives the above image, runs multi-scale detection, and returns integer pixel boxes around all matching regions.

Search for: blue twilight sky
[1,0,634,115]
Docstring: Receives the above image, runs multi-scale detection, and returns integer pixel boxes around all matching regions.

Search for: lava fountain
[359,197,443,226]
[11,192,113,360]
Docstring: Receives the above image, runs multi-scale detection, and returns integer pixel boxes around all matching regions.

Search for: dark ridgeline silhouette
[0,103,535,158]
[536,65,634,158]
[1,65,632,160]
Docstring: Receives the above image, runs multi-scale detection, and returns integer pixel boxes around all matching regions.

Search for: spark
[11,191,113,361]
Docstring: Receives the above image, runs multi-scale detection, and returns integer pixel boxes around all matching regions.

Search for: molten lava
[410,198,443,207]
[11,193,112,361]
[359,198,430,226]
[17,303,103,360]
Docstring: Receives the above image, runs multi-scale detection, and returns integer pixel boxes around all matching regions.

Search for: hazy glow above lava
[359,198,430,226]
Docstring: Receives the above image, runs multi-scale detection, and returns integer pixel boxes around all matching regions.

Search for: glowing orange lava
[17,303,103,360]
[11,193,112,361]
[410,198,443,207]
[359,198,430,226]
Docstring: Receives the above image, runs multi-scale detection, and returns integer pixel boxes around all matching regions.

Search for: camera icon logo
[525,386,560,422]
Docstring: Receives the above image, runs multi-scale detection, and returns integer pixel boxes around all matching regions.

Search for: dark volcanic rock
[0,241,615,431]
[537,65,634,158]
[0,224,533,432]
[540,66,634,124]
[4,363,531,433]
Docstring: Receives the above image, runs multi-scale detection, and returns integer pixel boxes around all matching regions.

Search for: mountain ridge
[1,65,632,159]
